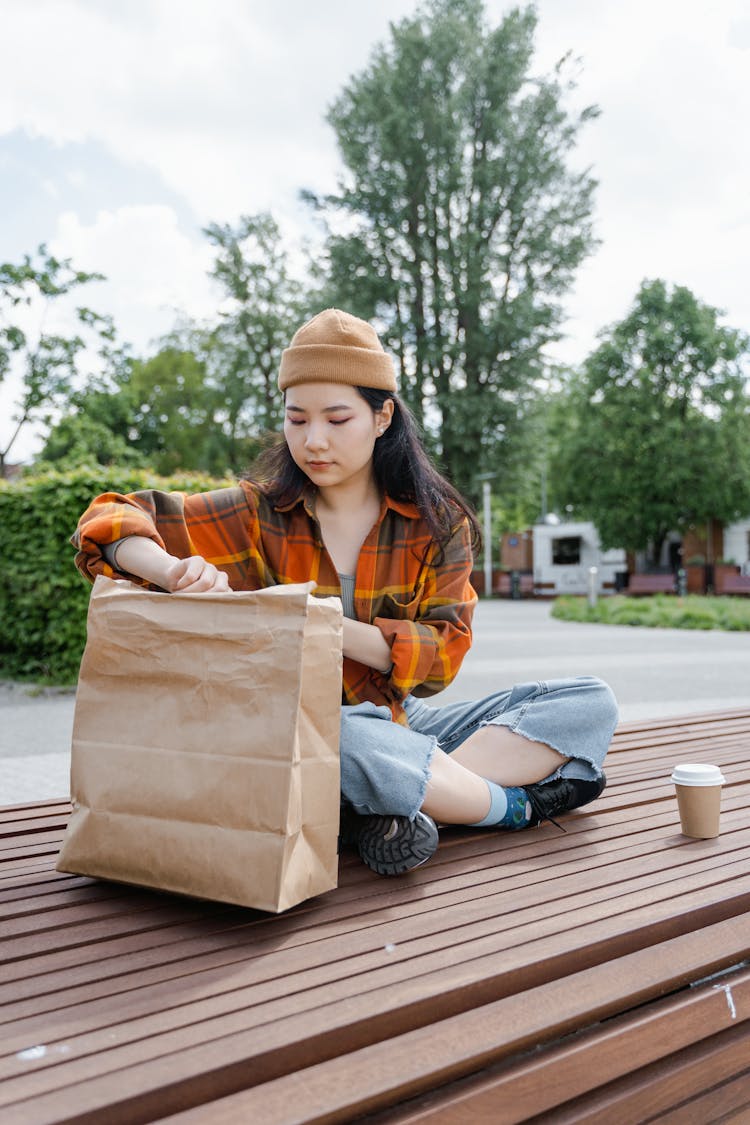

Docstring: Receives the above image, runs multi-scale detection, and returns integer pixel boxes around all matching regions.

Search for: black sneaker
[525,773,607,831]
[350,811,439,876]
[338,803,363,850]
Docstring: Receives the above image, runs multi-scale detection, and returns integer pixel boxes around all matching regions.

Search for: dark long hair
[245,388,482,555]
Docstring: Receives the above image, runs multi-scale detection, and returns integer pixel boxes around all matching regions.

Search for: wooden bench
[716,573,750,596]
[495,572,535,597]
[626,573,676,595]
[2,709,750,1124]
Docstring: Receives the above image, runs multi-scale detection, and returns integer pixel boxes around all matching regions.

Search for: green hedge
[551,594,750,631]
[0,466,230,685]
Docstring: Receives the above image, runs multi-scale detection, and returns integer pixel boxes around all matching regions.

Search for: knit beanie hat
[278,308,397,393]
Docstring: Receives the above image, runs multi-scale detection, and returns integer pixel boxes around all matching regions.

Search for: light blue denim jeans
[339,676,619,819]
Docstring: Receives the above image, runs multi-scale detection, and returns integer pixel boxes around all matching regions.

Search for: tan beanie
[278,308,397,392]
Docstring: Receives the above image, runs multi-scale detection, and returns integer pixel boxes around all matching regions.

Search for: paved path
[0,683,75,803]
[440,600,750,718]
[2,599,749,804]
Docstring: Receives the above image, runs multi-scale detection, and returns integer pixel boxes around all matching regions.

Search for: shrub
[606,601,658,627]
[551,594,750,632]
[668,606,719,630]
[716,598,750,631]
[553,598,593,623]
[0,466,231,684]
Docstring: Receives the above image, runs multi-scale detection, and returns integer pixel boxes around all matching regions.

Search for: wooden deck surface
[2,710,749,1124]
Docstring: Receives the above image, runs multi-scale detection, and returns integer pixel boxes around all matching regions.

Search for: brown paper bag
[57,575,343,912]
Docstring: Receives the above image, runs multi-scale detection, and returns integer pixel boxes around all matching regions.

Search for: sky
[1,0,749,461]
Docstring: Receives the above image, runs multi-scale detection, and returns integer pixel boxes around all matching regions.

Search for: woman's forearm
[111,537,229,593]
[114,536,175,587]
[341,617,393,674]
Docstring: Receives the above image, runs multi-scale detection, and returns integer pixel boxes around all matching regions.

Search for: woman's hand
[112,537,230,593]
[163,556,230,594]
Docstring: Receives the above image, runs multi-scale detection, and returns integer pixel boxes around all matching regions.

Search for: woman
[73,309,618,876]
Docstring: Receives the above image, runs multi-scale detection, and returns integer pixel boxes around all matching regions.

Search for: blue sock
[469,779,532,830]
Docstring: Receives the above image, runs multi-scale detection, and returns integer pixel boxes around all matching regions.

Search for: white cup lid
[671,762,726,786]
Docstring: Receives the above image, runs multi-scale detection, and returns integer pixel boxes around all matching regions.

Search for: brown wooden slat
[652,1074,750,1125]
[0,873,96,901]
[609,740,750,765]
[359,968,750,1125]
[2,814,748,971]
[614,714,750,738]
[0,800,71,823]
[5,811,749,941]
[1,828,746,1035]
[613,708,750,735]
[155,966,750,1125]
[0,899,246,969]
[4,813,747,1017]
[0,837,65,861]
[1,873,748,1115]
[605,745,748,769]
[611,729,750,751]
[1,709,749,1125]
[0,878,164,912]
[2,826,749,1046]
[8,781,747,932]
[613,715,750,741]
[604,746,749,775]
[2,801,746,1003]
[542,1023,750,1125]
[5,919,748,1125]
[0,857,71,879]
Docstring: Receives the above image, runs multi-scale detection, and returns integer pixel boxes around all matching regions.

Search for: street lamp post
[475,473,495,597]
[483,480,492,596]
[588,566,598,608]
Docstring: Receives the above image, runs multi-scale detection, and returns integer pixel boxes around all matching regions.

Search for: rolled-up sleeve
[374,520,477,700]
[72,486,262,590]
[72,490,182,585]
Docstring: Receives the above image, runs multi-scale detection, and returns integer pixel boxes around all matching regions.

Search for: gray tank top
[338,574,356,620]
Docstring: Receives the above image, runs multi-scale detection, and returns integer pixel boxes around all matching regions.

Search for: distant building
[529,520,626,597]
[497,516,750,597]
[641,518,750,576]
[723,519,750,574]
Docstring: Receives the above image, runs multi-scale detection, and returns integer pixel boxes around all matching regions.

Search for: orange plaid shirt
[73,482,477,723]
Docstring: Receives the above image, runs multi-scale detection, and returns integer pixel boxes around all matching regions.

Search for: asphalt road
[440,600,750,720]
[2,599,748,803]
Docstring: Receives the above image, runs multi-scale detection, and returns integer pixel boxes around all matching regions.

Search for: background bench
[626,573,676,595]
[716,573,750,596]
[495,571,535,597]
[2,709,750,1124]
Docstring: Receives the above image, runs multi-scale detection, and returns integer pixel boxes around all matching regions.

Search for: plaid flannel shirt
[73,481,477,723]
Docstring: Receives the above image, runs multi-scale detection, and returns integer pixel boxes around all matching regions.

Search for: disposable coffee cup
[670,763,726,839]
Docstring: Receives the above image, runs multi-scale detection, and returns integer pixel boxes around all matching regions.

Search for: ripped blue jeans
[339,676,619,819]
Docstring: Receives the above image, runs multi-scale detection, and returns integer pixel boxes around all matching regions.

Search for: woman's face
[283,383,393,493]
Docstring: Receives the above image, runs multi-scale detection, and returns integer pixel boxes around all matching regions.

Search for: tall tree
[39,344,235,475]
[39,215,314,476]
[0,245,114,476]
[304,0,598,496]
[125,347,227,475]
[551,280,750,564]
[203,214,309,444]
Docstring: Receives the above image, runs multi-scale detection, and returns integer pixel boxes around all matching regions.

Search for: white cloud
[0,0,418,221]
[0,204,220,461]
[50,205,219,351]
[526,0,750,361]
[1,0,748,420]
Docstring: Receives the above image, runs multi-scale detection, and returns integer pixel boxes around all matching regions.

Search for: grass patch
[551,595,750,631]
